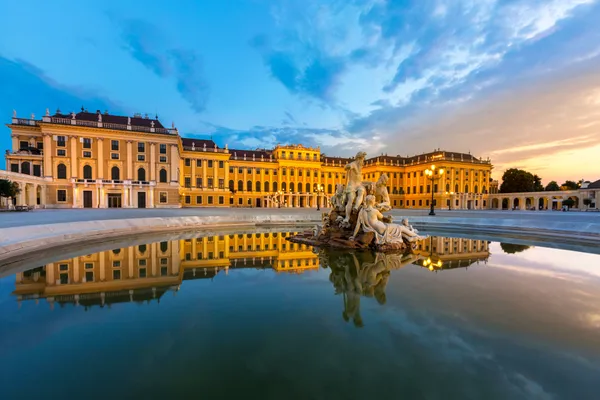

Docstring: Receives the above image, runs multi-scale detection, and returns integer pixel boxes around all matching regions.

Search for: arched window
[138,244,147,253]
[159,168,168,183]
[238,180,243,191]
[137,167,146,181]
[327,184,332,194]
[57,163,67,179]
[111,166,120,181]
[290,182,295,192]
[247,180,252,191]
[21,162,30,175]
[83,165,92,180]
[160,241,168,253]
[229,180,234,191]
[282,182,287,191]
[455,184,459,193]
[306,183,310,193]
[273,182,278,192]
[465,184,469,193]
[474,185,478,194]
[264,181,270,192]
[256,181,261,192]
[445,183,450,192]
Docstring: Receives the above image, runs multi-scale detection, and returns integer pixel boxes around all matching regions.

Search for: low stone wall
[1,213,599,266]
[0,214,321,265]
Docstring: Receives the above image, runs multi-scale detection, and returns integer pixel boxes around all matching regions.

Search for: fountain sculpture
[288,151,427,252]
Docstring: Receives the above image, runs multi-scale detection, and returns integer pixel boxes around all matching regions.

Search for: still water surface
[1,231,599,399]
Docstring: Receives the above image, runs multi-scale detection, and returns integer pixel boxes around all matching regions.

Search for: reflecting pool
[1,231,599,399]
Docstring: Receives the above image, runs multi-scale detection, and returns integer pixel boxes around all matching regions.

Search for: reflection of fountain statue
[352,195,427,247]
[321,250,420,327]
[343,151,367,223]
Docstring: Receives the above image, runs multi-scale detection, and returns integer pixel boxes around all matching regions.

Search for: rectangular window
[419,200,423,206]
[33,165,41,177]
[196,177,202,188]
[196,159,202,167]
[219,179,224,189]
[208,160,213,168]
[10,163,18,172]
[85,271,94,282]
[83,151,92,158]
[196,196,202,204]
[85,263,94,269]
[138,142,145,153]
[139,268,147,278]
[219,161,224,168]
[208,196,213,204]
[197,252,203,260]
[57,149,66,157]
[57,136,66,147]
[159,192,167,203]
[137,154,145,161]
[185,158,191,167]
[111,140,119,151]
[113,261,121,268]
[208,178,213,188]
[19,140,29,150]
[83,138,92,149]
[229,167,234,173]
[229,197,233,205]
[412,200,416,206]
[113,270,121,280]
[57,190,67,202]
[59,264,69,271]
[37,141,43,150]
[238,198,242,205]
[185,177,191,188]
[161,266,168,276]
[185,195,191,204]
[238,168,243,174]
[111,153,119,160]
[160,144,167,154]
[185,253,191,261]
[208,252,214,260]
[247,168,252,174]
[160,156,167,163]
[218,196,224,204]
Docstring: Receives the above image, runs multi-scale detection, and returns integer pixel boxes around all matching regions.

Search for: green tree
[562,198,575,208]
[561,180,579,190]
[499,169,537,193]
[533,174,544,191]
[500,243,531,254]
[0,179,20,206]
[545,181,560,191]
[583,198,592,209]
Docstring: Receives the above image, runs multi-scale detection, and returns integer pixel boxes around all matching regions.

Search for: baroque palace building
[4,109,495,209]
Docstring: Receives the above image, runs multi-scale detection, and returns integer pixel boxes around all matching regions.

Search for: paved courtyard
[1,207,598,229]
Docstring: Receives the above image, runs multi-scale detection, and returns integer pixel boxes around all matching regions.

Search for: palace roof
[53,110,165,128]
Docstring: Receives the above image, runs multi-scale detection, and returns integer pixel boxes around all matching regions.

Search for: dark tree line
[499,169,582,193]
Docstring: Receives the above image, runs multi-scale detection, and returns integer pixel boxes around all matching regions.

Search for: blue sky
[1,0,599,183]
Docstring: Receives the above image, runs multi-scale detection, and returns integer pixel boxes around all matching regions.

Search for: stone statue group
[329,151,427,247]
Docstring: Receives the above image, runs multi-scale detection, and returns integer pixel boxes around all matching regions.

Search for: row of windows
[364,169,488,180]
[183,242,309,260]
[279,151,318,161]
[53,137,169,154]
[55,164,170,182]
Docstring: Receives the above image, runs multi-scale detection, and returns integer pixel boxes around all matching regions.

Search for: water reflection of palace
[413,236,490,271]
[13,231,318,308]
[320,236,491,327]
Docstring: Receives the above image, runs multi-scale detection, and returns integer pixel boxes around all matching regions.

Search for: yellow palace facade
[4,109,495,209]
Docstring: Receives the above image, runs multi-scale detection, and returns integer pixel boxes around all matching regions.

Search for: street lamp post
[314,184,324,210]
[425,165,444,216]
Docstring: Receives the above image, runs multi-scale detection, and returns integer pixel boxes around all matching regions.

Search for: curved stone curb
[0,214,321,264]
[1,213,599,266]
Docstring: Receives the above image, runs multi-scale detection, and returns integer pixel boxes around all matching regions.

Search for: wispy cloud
[117,18,210,113]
